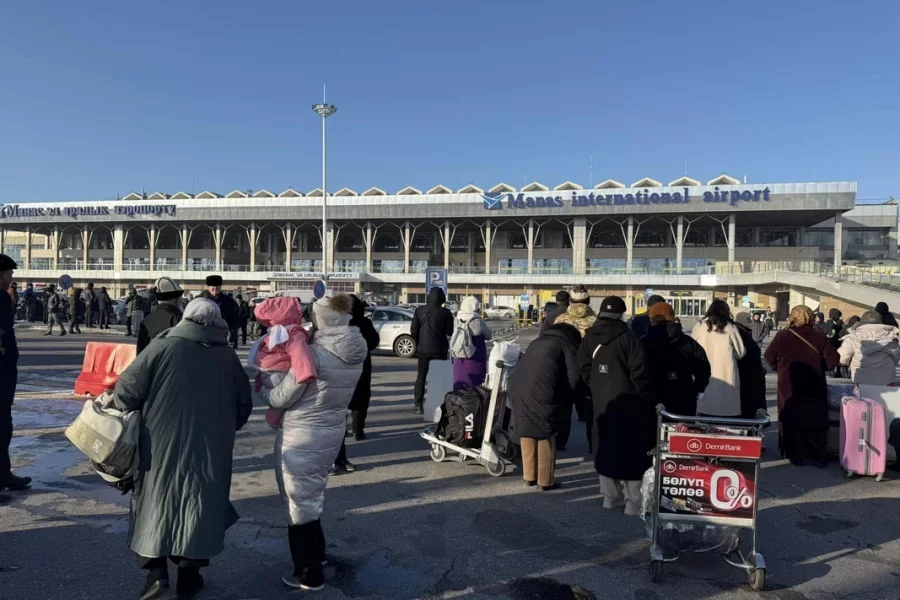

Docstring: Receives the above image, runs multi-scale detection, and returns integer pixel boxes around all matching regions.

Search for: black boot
[139,567,169,600]
[0,473,32,491]
[284,522,325,591]
[175,567,204,599]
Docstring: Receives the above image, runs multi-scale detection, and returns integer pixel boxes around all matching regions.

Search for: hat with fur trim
[313,293,353,328]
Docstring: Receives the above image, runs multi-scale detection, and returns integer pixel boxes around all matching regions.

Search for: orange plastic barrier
[73,342,137,397]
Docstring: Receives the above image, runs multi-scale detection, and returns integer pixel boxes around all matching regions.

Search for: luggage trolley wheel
[486,460,506,477]
[748,567,766,591]
[429,444,446,463]
[649,560,663,583]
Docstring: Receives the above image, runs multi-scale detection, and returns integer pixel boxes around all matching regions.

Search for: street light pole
[312,101,336,280]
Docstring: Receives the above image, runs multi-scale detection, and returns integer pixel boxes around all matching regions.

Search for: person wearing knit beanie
[643,302,711,418]
[554,284,597,337]
[648,301,675,325]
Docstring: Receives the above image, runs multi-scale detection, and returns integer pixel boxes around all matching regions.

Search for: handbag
[65,391,141,488]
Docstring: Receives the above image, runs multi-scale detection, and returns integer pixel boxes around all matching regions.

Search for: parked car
[110,299,128,325]
[484,305,517,320]
[367,307,416,358]
[541,301,558,322]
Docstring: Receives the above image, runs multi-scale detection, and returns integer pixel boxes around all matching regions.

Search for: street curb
[15,323,128,336]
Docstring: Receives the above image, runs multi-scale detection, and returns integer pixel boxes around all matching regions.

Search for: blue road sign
[313,280,327,300]
[425,268,448,298]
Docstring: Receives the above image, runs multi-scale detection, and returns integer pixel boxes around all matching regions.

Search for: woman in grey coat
[261,294,367,591]
[113,298,252,600]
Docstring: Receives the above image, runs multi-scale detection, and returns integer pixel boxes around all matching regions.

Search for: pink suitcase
[840,396,887,481]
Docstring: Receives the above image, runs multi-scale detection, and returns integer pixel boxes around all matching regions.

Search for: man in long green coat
[113,298,252,600]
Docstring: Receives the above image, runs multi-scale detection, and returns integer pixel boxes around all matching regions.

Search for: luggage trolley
[420,359,513,477]
[646,405,770,591]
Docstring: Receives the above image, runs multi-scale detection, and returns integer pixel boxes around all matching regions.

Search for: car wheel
[394,335,416,358]
[504,311,515,319]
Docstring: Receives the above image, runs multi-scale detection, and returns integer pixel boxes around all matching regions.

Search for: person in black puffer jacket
[876,302,899,328]
[642,302,710,417]
[579,295,653,517]
[410,287,454,414]
[509,323,582,491]
[137,277,184,354]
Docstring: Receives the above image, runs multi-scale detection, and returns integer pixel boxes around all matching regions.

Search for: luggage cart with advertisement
[419,359,514,477]
[646,405,770,591]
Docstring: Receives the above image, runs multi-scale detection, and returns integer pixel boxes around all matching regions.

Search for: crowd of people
[507,289,900,516]
[4,250,900,597]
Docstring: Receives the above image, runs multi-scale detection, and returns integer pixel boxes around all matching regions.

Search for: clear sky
[1,1,897,202]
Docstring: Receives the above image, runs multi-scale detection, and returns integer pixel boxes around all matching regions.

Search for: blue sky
[0,1,897,202]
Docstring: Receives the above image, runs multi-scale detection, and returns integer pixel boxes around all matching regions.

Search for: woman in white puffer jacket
[261,294,366,592]
[838,310,900,385]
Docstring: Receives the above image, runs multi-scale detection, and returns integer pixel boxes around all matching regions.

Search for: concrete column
[181,224,189,270]
[833,211,843,270]
[326,223,335,274]
[573,217,586,275]
[249,223,257,272]
[82,227,90,269]
[727,213,736,274]
[214,223,223,270]
[797,226,805,248]
[626,217,634,275]
[365,221,373,273]
[52,227,61,269]
[484,221,492,275]
[0,228,4,256]
[24,227,31,270]
[284,223,292,271]
[113,225,125,272]
[527,218,534,274]
[148,224,157,272]
[404,221,411,274]
[443,220,450,270]
[676,215,684,275]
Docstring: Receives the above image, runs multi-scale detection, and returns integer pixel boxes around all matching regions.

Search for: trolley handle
[656,404,771,427]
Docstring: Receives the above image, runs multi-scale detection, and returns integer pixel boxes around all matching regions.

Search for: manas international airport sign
[481,187,772,211]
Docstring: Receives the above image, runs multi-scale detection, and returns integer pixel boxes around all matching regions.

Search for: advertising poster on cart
[658,458,756,526]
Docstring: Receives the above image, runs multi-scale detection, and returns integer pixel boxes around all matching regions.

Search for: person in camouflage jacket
[553,284,597,337]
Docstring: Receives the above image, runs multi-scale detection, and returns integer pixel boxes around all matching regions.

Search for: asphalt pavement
[2,323,900,600]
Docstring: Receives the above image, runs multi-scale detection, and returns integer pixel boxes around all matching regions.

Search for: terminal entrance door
[668,297,708,317]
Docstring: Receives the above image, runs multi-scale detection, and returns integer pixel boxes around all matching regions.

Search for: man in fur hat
[206,275,239,349]
[137,277,185,354]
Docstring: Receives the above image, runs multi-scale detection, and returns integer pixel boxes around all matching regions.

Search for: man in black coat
[83,282,97,328]
[0,254,30,491]
[137,277,184,354]
[578,295,652,516]
[509,323,582,490]
[628,294,664,338]
[206,275,239,348]
[97,286,111,329]
[539,290,570,334]
[410,287,454,415]
[642,302,710,417]
[236,294,251,346]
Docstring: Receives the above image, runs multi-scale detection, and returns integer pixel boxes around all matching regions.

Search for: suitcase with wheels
[839,396,887,480]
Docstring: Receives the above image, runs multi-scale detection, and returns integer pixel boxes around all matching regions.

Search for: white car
[368,307,417,358]
[484,305,518,320]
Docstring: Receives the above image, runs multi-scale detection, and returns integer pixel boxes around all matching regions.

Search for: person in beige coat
[691,300,746,416]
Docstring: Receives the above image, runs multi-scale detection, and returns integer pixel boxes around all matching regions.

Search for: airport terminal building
[0,174,895,316]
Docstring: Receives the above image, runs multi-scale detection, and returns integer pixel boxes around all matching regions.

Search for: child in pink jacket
[248,297,317,427]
